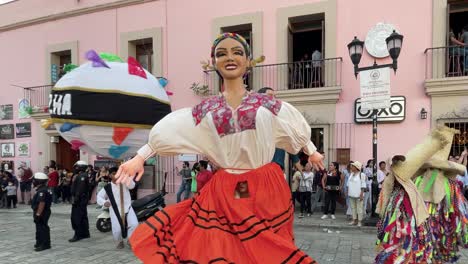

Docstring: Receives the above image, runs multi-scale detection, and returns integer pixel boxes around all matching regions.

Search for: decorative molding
[30,112,50,121]
[0,0,158,32]
[276,86,342,106]
[437,106,468,119]
[425,77,468,97]
[300,111,328,125]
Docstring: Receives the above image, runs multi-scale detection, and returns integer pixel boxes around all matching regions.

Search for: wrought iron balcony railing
[424,45,468,79]
[22,85,53,112]
[202,57,342,96]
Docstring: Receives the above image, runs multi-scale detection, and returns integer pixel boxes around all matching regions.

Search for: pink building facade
[0,0,467,191]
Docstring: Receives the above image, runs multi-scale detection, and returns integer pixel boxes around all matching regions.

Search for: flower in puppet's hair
[251,55,265,67]
[200,59,213,71]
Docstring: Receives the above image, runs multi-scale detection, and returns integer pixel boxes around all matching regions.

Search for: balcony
[22,85,52,115]
[424,46,468,97]
[202,57,343,104]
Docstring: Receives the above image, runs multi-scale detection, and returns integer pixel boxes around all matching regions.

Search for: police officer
[32,172,52,251]
[69,160,91,242]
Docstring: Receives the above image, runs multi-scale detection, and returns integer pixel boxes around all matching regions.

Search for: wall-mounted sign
[1,143,15,157]
[355,96,406,123]
[360,68,391,110]
[17,142,30,157]
[51,64,59,84]
[16,122,31,138]
[1,160,14,173]
[0,104,13,120]
[178,154,197,162]
[18,99,30,119]
[0,124,14,140]
[365,23,397,58]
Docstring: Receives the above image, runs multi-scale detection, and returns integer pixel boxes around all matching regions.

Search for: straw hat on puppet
[376,125,453,226]
[413,127,466,204]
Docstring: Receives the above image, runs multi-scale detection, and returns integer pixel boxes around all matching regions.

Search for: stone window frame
[120,27,163,77]
[45,41,79,84]
[276,0,337,88]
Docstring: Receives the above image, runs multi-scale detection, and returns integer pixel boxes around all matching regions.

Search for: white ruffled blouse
[137,93,316,173]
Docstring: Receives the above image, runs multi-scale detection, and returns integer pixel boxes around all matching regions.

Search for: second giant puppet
[46,51,171,159]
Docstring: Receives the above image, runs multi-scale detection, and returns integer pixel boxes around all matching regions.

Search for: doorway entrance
[56,137,79,171]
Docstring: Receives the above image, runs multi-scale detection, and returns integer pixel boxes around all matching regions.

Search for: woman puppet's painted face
[214,38,250,80]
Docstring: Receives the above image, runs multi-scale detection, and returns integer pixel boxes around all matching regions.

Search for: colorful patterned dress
[414,173,468,263]
[130,93,318,263]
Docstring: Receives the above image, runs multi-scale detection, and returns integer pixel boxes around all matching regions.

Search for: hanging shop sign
[355,96,406,123]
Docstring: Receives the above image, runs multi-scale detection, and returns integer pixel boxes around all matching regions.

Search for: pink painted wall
[0,0,141,27]
[0,0,434,174]
[0,1,166,173]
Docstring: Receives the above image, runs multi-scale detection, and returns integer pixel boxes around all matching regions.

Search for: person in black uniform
[31,172,52,251]
[69,160,91,242]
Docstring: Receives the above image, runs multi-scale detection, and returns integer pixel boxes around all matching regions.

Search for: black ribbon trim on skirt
[192,200,292,225]
[180,257,235,264]
[143,210,180,262]
[145,208,313,264]
[281,249,317,264]
[186,203,294,241]
[49,89,171,126]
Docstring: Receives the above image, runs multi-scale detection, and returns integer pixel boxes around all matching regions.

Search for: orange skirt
[130,163,316,264]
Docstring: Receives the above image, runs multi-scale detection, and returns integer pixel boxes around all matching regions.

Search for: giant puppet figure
[115,32,325,263]
[45,51,171,160]
[413,127,468,263]
[375,126,468,264]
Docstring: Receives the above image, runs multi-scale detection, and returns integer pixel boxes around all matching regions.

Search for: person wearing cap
[31,172,52,251]
[346,161,366,227]
[69,160,91,242]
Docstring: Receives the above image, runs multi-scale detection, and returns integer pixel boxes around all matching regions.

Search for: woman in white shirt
[298,162,314,217]
[346,161,367,227]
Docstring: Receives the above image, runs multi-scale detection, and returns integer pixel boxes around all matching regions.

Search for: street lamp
[347,30,404,226]
[348,30,404,78]
[347,37,364,78]
[386,30,404,73]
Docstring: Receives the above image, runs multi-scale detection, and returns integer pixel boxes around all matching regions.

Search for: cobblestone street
[1,204,468,263]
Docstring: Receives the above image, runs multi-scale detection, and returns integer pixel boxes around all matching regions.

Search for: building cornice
[425,77,468,97]
[276,86,342,106]
[0,0,158,32]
